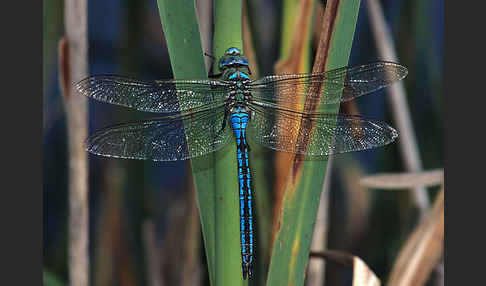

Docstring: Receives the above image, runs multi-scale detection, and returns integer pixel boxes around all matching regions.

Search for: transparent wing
[249,61,407,109]
[247,104,398,156]
[86,107,232,161]
[76,75,229,114]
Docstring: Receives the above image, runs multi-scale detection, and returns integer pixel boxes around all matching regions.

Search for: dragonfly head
[218,47,250,72]
[225,47,241,56]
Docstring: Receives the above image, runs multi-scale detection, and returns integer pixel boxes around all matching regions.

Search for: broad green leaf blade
[157,1,207,78]
[212,1,246,285]
[266,0,362,285]
[157,1,223,284]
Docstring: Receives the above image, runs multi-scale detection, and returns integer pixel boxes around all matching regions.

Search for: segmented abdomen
[230,109,254,279]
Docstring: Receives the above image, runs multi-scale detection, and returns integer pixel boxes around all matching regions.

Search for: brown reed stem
[59,0,89,285]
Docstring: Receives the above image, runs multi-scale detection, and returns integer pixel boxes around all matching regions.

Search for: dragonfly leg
[205,52,223,78]
[216,107,229,136]
[216,119,226,136]
[203,51,216,60]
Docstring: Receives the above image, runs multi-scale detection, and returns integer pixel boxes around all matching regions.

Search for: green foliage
[157,0,243,284]
[157,0,217,284]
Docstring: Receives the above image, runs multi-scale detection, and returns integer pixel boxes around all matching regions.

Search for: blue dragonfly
[76,47,407,280]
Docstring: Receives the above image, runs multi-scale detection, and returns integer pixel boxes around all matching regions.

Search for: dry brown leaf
[310,250,381,286]
[387,187,444,286]
[360,169,444,190]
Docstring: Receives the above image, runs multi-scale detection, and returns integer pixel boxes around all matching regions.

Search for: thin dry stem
[360,169,444,190]
[61,0,89,285]
[367,0,429,215]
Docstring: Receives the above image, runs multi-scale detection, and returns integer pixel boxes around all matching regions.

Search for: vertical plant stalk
[157,0,243,284]
[156,0,218,283]
[307,157,333,286]
[367,0,429,215]
[266,0,361,285]
[212,1,247,284]
[59,0,89,285]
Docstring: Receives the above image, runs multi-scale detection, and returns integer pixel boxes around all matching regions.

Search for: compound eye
[225,47,241,55]
[218,58,230,70]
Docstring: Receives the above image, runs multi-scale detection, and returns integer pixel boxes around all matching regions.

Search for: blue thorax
[218,47,249,71]
[219,47,251,81]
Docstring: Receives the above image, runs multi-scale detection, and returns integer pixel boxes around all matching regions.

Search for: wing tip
[74,76,94,96]
[396,64,408,80]
[374,119,399,145]
[380,61,408,81]
[386,125,400,148]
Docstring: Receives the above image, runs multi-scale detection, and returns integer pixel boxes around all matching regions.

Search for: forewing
[76,75,228,114]
[86,107,232,161]
[247,104,398,156]
[249,61,407,109]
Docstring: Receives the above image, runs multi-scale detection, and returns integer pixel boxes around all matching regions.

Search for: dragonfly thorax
[219,47,251,74]
[226,70,251,106]
[219,48,252,105]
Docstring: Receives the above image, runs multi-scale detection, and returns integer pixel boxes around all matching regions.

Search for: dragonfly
[76,47,407,280]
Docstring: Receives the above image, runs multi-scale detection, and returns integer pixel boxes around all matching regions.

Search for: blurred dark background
[43,0,443,285]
